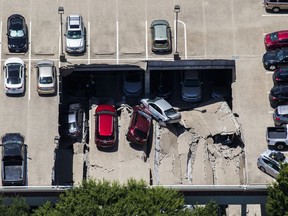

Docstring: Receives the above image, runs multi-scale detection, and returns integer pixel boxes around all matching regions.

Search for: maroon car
[126,106,152,145]
[95,105,118,148]
[264,30,288,51]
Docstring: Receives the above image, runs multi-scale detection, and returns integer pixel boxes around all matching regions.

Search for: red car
[264,30,288,51]
[126,106,152,145]
[95,105,118,148]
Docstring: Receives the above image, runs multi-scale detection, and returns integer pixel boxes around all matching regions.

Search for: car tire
[259,166,266,173]
[276,143,285,150]
[272,7,280,13]
[269,65,276,71]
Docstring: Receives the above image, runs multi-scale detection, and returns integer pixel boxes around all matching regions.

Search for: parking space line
[58,23,61,68]
[88,21,90,64]
[202,0,207,58]
[268,111,274,114]
[145,20,148,60]
[178,20,187,59]
[231,0,236,58]
[265,71,274,74]
[0,21,2,84]
[262,14,288,17]
[116,21,119,64]
[28,21,32,101]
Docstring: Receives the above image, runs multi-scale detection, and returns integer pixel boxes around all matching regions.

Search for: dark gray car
[150,20,171,53]
[273,105,288,126]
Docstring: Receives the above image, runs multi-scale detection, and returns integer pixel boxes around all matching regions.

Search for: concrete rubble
[154,100,245,185]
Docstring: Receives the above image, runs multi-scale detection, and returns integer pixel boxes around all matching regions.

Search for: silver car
[257,149,287,178]
[140,97,181,125]
[36,60,56,95]
[181,71,202,102]
[65,15,85,54]
[273,105,288,126]
[61,103,84,139]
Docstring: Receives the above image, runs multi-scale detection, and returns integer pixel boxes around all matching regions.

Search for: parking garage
[54,59,236,186]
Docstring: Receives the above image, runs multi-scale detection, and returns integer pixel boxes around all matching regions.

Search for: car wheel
[259,166,266,173]
[269,65,276,71]
[276,143,285,150]
[272,7,280,13]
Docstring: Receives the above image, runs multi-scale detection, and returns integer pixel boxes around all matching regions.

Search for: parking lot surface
[0,0,283,196]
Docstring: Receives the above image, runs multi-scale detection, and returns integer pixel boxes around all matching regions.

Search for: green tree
[266,163,288,216]
[0,196,30,216]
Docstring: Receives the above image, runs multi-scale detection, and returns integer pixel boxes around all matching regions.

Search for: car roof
[96,105,116,136]
[152,98,172,110]
[271,84,288,94]
[151,20,169,41]
[68,15,81,29]
[277,105,288,115]
[276,30,288,40]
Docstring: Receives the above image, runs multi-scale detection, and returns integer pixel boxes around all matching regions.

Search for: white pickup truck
[266,125,288,150]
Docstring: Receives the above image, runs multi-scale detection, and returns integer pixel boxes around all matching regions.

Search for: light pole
[58,6,66,62]
[174,5,180,61]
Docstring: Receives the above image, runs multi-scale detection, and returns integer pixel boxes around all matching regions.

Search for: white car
[36,60,56,95]
[4,57,25,94]
[65,15,85,54]
[257,149,288,178]
[140,97,181,125]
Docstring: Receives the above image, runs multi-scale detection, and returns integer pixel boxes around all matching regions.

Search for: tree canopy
[266,163,288,216]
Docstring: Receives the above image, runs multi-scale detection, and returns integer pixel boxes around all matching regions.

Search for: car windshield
[277,49,285,61]
[67,30,82,39]
[184,79,200,87]
[164,108,177,116]
[68,122,77,131]
[40,76,53,84]
[134,128,147,139]
[9,29,24,38]
[7,64,21,84]
[270,32,279,42]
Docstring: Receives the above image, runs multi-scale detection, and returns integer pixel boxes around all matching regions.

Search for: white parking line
[28,21,32,101]
[202,1,207,58]
[0,21,2,84]
[178,20,187,59]
[116,21,119,64]
[265,71,274,74]
[58,23,61,69]
[262,14,288,16]
[145,20,148,60]
[88,21,90,64]
[268,110,274,114]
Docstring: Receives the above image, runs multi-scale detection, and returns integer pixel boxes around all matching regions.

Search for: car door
[149,103,163,121]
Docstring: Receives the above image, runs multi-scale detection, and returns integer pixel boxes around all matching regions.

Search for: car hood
[8,37,26,48]
[182,86,201,97]
[124,81,142,94]
[263,51,278,62]
[66,38,84,48]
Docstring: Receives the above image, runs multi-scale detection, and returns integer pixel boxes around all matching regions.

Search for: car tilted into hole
[126,106,152,145]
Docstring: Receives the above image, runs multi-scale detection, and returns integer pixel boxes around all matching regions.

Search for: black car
[7,14,28,53]
[262,48,288,71]
[269,84,288,108]
[273,67,288,85]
